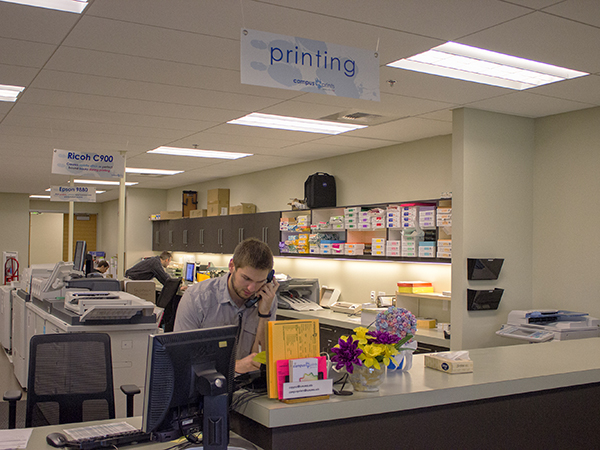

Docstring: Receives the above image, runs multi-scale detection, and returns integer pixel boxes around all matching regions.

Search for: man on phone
[174,238,279,373]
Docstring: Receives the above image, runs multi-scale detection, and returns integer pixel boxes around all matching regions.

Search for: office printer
[497,310,600,342]
[277,277,323,311]
[64,291,155,322]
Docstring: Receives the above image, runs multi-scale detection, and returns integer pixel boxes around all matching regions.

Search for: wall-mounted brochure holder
[467,258,504,280]
[467,288,504,311]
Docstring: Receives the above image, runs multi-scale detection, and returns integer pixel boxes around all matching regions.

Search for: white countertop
[234,337,600,428]
[275,308,449,346]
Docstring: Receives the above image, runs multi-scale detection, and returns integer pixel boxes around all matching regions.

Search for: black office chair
[156,277,182,308]
[3,333,140,429]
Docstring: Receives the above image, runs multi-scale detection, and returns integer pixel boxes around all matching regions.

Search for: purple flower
[331,336,363,373]
[367,330,401,345]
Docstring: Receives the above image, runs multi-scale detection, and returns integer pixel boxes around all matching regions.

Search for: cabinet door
[200,215,234,254]
[230,212,281,254]
[152,221,170,251]
[171,218,199,252]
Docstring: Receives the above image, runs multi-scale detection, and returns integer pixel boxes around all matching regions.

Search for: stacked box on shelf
[397,281,434,294]
[437,239,452,258]
[418,241,436,258]
[330,215,345,231]
[320,240,345,255]
[344,207,362,230]
[400,205,420,228]
[419,205,437,229]
[372,238,386,256]
[386,205,403,228]
[369,208,386,229]
[401,229,423,257]
[386,240,401,257]
[437,207,452,228]
[345,243,365,256]
[331,243,345,255]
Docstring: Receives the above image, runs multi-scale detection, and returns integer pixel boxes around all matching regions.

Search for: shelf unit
[280,199,452,264]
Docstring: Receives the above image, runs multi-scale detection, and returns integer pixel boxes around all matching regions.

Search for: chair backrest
[25,333,115,427]
[156,277,182,308]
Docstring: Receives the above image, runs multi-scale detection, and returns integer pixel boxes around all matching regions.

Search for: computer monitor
[185,262,196,283]
[73,240,87,273]
[141,325,238,448]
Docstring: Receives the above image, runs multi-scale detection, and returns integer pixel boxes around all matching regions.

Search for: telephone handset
[244,269,275,308]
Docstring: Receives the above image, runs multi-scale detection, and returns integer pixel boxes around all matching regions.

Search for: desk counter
[275,308,448,347]
[233,337,600,450]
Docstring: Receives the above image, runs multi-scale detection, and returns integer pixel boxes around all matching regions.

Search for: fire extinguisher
[4,257,19,284]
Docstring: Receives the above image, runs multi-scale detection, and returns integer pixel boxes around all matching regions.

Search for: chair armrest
[3,390,22,402]
[120,384,141,396]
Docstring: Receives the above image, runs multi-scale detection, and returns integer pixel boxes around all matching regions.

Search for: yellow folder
[266,319,320,399]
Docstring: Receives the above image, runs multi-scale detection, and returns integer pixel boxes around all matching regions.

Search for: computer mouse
[46,432,69,448]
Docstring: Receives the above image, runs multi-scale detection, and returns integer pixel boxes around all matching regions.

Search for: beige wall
[29,213,63,264]
[165,135,452,213]
[0,193,30,270]
[452,108,535,350]
[533,107,600,315]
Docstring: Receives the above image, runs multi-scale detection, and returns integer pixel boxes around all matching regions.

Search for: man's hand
[235,353,260,374]
[256,277,280,316]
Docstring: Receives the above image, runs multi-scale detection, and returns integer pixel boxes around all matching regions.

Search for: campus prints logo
[241,29,380,101]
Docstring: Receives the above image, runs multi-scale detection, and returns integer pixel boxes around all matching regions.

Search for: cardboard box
[417,318,437,328]
[230,203,256,215]
[160,210,182,220]
[189,209,207,218]
[207,189,230,216]
[424,354,473,374]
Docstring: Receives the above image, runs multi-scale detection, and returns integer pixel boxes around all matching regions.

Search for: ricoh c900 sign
[241,29,380,101]
[51,149,125,179]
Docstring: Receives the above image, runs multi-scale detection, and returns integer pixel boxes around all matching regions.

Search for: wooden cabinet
[151,212,281,255]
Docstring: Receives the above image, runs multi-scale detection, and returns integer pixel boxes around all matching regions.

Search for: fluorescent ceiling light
[74,179,138,186]
[228,112,367,134]
[0,0,88,13]
[387,42,588,90]
[29,195,51,199]
[148,147,252,160]
[0,84,25,102]
[126,167,184,175]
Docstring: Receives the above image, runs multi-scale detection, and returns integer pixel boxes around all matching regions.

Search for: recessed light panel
[126,168,184,175]
[148,147,252,160]
[227,112,367,134]
[387,42,588,90]
[74,179,138,186]
[0,84,25,102]
[0,0,88,13]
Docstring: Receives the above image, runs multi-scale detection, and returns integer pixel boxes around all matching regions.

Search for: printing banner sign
[241,29,380,101]
[50,186,96,203]
[51,149,125,179]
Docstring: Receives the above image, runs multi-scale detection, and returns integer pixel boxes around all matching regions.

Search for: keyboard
[70,429,151,449]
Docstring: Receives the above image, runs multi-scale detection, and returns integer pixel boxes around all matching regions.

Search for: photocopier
[497,310,600,342]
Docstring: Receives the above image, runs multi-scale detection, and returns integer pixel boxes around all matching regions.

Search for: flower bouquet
[330,307,416,392]
[374,306,417,371]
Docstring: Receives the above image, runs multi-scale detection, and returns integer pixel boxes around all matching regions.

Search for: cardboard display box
[189,209,208,218]
[207,188,230,216]
[230,203,257,215]
[160,210,182,220]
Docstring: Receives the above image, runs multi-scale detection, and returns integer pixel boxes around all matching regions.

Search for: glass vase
[348,364,385,392]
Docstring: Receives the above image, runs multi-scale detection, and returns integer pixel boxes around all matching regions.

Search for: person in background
[174,238,279,373]
[125,251,173,285]
[93,260,110,274]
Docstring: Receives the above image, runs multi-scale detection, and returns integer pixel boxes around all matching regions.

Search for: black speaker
[304,172,336,208]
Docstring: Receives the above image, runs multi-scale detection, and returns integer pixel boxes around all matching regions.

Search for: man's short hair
[232,238,273,271]
[160,251,172,261]
[97,260,109,269]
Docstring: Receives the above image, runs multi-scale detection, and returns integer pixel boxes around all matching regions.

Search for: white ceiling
[1,0,599,202]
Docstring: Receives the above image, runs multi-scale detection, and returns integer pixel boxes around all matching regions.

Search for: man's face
[98,265,108,274]
[229,263,270,301]
[161,257,171,268]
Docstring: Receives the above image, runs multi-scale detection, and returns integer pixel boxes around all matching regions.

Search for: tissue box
[424,354,473,374]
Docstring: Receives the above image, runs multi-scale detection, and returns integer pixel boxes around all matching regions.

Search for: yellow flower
[352,327,370,345]
[359,343,386,369]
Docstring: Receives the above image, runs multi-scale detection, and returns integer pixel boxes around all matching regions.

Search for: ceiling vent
[321,110,400,126]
